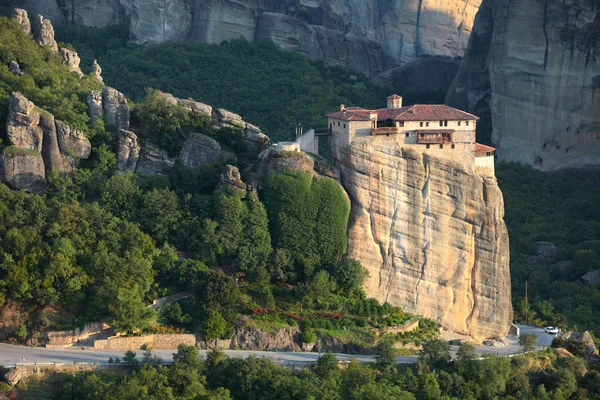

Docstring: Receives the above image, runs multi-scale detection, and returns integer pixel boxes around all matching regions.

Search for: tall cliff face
[13,0,481,77]
[447,0,600,170]
[331,135,512,338]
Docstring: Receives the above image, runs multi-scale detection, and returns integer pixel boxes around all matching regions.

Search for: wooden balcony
[372,127,400,136]
[416,131,452,144]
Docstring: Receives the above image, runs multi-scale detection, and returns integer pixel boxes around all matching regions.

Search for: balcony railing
[372,127,400,135]
[417,133,452,144]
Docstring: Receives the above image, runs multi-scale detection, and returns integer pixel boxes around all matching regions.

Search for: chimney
[340,104,346,112]
[386,94,403,109]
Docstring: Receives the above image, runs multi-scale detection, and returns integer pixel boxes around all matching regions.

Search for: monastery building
[325,94,496,176]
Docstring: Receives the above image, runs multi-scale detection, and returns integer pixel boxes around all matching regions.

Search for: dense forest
[8,343,600,400]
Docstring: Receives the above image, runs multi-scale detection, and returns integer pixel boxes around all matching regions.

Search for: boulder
[180,98,212,116]
[91,60,103,84]
[9,61,23,76]
[11,8,31,34]
[213,108,243,129]
[59,47,84,78]
[219,165,246,193]
[582,269,600,288]
[243,124,270,151]
[179,133,234,168]
[529,241,558,263]
[0,148,46,193]
[563,331,598,356]
[86,90,103,125]
[55,120,92,159]
[4,367,25,386]
[116,129,140,172]
[259,142,314,177]
[136,141,175,175]
[102,87,129,131]
[6,92,43,152]
[33,14,58,52]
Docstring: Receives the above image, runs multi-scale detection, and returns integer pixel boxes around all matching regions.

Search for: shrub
[12,324,27,341]
[301,331,317,343]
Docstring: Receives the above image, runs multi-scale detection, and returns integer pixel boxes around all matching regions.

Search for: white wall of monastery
[295,129,319,155]
[475,155,495,176]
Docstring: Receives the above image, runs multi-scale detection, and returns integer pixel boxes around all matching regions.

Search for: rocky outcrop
[0,148,46,193]
[230,325,301,352]
[563,331,598,356]
[17,0,482,77]
[9,60,23,76]
[259,142,314,178]
[40,112,70,174]
[330,134,511,339]
[136,141,175,175]
[12,8,31,34]
[102,87,130,131]
[179,133,234,168]
[55,120,92,159]
[446,0,600,170]
[91,60,103,84]
[86,90,103,124]
[32,14,58,52]
[219,164,247,194]
[582,269,600,288]
[6,92,43,152]
[59,47,84,78]
[116,129,140,172]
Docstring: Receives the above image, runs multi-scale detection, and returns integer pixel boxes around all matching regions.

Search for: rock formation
[116,129,140,172]
[9,60,23,76]
[330,134,511,338]
[32,14,58,52]
[12,8,31,34]
[91,60,103,84]
[59,47,84,78]
[179,133,234,168]
[3,92,91,192]
[55,120,92,159]
[259,141,314,178]
[86,90,103,125]
[6,92,43,152]
[446,0,600,170]
[136,141,175,175]
[0,149,46,193]
[15,0,482,77]
[102,86,130,131]
[219,164,247,195]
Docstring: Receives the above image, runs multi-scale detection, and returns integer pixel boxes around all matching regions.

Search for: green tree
[203,310,229,341]
[419,338,451,369]
[328,259,368,297]
[375,336,397,370]
[111,286,156,334]
[315,351,338,379]
[518,333,537,353]
[139,188,182,244]
[456,342,476,362]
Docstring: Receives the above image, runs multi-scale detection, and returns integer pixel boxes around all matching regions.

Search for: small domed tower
[386,94,403,109]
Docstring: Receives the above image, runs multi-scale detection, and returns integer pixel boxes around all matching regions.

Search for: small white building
[326,94,495,176]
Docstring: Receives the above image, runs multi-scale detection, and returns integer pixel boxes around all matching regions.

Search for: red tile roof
[475,143,496,153]
[387,94,403,99]
[327,104,479,122]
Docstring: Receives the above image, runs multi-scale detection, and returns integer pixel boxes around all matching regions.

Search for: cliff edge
[332,135,512,338]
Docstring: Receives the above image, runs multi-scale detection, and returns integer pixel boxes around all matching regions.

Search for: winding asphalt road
[0,324,555,367]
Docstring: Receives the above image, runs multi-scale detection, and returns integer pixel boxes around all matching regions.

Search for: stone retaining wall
[93,334,197,350]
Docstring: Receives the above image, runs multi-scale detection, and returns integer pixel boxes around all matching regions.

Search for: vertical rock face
[136,141,175,175]
[102,87,130,131]
[86,90,103,125]
[17,0,482,77]
[179,133,233,168]
[59,48,84,78]
[331,135,512,338]
[0,150,46,193]
[33,14,58,52]
[6,92,43,152]
[55,120,92,159]
[116,129,140,172]
[447,0,600,170]
[91,60,103,84]
[12,8,31,34]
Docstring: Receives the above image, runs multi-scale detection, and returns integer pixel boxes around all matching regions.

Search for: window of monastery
[426,122,430,127]
[458,121,461,126]
[400,122,404,127]
[466,121,469,126]
[420,122,424,127]
[440,144,443,149]
[405,132,409,138]
[343,124,346,128]
[338,122,340,126]
[426,144,430,149]
[451,144,455,149]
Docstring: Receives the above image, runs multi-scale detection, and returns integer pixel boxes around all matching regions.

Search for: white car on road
[544,326,559,334]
